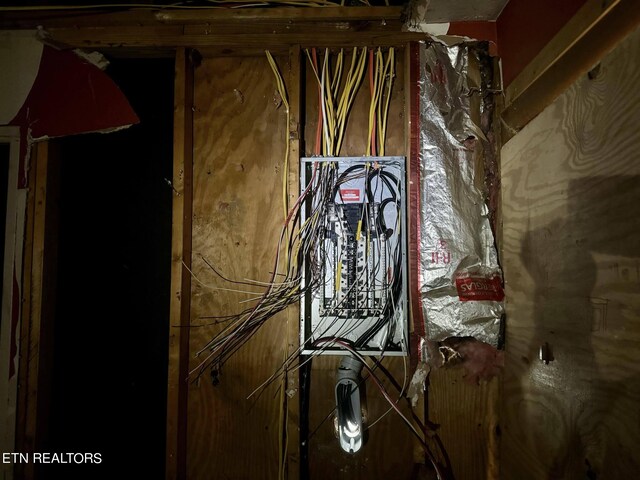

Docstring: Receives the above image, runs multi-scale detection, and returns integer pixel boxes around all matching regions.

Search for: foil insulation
[417,41,504,348]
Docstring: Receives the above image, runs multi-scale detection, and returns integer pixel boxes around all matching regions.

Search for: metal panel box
[299,156,408,356]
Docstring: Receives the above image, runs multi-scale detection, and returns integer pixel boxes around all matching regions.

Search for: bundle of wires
[189,163,402,376]
[306,47,368,157]
[191,47,397,377]
[367,47,396,156]
[306,47,395,157]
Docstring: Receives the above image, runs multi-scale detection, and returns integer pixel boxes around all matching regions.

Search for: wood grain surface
[428,370,499,479]
[188,56,289,480]
[286,45,303,480]
[167,48,194,480]
[501,0,640,138]
[500,26,640,480]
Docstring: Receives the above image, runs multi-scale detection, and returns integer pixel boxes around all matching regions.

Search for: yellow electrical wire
[322,50,337,155]
[375,48,385,154]
[366,49,381,156]
[305,47,367,157]
[379,47,395,156]
[366,47,395,157]
[306,46,366,156]
[334,47,367,155]
[265,51,290,224]
[331,49,344,95]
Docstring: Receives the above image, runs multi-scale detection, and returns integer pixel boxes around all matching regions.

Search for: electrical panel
[300,156,408,356]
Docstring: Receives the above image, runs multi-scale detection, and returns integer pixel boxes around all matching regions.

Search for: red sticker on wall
[340,188,361,202]
[455,276,504,302]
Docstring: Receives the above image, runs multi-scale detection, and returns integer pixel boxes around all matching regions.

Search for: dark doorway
[44,58,174,479]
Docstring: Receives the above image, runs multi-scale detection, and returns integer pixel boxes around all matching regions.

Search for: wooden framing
[502,0,640,138]
[0,6,422,53]
[285,45,302,480]
[0,127,23,480]
[15,141,60,480]
[0,6,404,28]
[41,28,426,50]
[7,3,639,478]
[166,48,194,480]
[404,40,430,471]
[14,142,37,480]
[155,6,404,23]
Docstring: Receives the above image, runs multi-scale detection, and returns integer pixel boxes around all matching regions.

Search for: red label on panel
[455,276,504,302]
[340,188,361,202]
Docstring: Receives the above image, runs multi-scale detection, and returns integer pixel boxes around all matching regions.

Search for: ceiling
[412,0,510,22]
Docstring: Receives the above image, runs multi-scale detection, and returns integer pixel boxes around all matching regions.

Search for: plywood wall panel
[188,56,289,480]
[428,370,499,480]
[185,45,497,479]
[501,26,640,480]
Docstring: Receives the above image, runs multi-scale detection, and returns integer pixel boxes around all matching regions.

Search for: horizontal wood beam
[1,6,424,53]
[156,6,404,23]
[45,26,426,49]
[0,6,404,29]
[502,0,640,138]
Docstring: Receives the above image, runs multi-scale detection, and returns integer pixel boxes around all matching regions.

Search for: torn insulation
[415,40,504,360]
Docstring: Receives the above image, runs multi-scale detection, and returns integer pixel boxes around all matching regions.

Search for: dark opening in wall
[45,57,174,479]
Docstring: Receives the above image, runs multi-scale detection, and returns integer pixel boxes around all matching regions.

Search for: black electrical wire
[299,355,312,480]
[366,169,399,203]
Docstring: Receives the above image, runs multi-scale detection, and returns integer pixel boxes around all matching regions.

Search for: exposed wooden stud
[0,127,22,480]
[428,372,500,479]
[166,47,194,480]
[404,40,429,470]
[502,0,640,138]
[19,141,60,480]
[285,44,302,480]
[302,46,416,480]
[15,142,37,480]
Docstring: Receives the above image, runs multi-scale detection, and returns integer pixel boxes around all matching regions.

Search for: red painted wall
[449,21,498,56]
[497,0,587,86]
[10,46,139,187]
